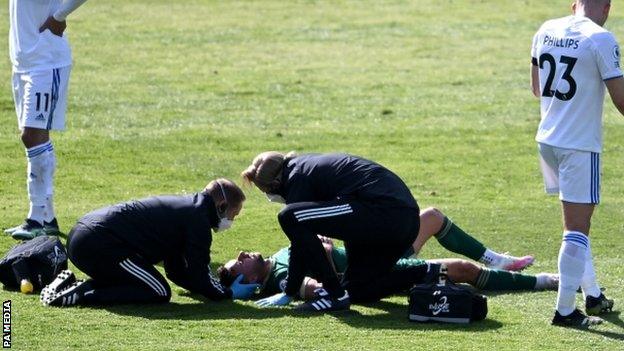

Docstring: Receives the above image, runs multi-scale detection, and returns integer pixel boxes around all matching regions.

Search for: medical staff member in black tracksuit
[40,179,259,307]
[242,152,421,312]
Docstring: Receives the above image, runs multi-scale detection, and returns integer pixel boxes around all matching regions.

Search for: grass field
[1,0,624,350]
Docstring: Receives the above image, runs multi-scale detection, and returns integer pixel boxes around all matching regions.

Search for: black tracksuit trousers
[66,223,171,305]
[278,199,420,303]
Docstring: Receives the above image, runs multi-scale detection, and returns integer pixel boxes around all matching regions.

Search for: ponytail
[242,151,297,192]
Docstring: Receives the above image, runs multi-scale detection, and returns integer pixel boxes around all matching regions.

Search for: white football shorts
[538,143,600,204]
[12,65,72,131]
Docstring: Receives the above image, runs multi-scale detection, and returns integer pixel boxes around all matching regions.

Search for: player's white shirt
[9,0,72,73]
[532,15,623,153]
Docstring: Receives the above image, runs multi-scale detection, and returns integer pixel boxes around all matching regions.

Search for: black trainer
[294,288,350,312]
[44,218,61,236]
[552,309,603,328]
[586,293,614,315]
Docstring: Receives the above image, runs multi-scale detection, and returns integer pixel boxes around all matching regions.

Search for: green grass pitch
[1,0,623,350]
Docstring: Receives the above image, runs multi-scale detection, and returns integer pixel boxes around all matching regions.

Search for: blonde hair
[241,151,297,192]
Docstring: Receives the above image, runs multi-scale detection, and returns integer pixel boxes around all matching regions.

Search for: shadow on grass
[332,300,503,331]
[602,311,624,329]
[582,311,624,341]
[103,300,295,321]
[103,298,502,331]
[1,286,19,293]
[463,286,557,298]
[543,311,624,341]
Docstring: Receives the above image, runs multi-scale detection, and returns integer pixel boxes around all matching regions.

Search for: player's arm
[55,0,88,21]
[301,277,323,300]
[299,239,338,300]
[594,33,624,114]
[605,77,624,116]
[163,254,211,295]
[531,62,540,98]
[163,255,188,286]
[286,264,337,301]
[530,30,541,98]
[40,0,88,36]
[314,235,339,274]
[181,252,232,300]
[180,228,232,300]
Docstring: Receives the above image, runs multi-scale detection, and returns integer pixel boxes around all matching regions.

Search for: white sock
[479,248,504,266]
[43,145,57,222]
[534,273,557,290]
[556,231,588,316]
[26,141,53,224]
[581,242,601,299]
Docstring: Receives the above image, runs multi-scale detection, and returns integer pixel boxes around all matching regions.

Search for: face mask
[266,193,286,204]
[215,217,233,232]
[214,182,234,232]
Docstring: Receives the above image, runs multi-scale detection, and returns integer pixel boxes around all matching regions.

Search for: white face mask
[214,182,234,232]
[266,193,286,204]
[215,217,233,232]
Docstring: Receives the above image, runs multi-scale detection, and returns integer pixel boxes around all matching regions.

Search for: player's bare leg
[410,207,443,256]
[413,207,533,271]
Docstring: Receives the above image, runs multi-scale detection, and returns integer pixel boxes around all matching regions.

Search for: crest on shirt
[613,45,620,60]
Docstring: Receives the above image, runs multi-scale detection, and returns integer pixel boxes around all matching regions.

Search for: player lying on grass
[217,208,558,302]
[242,151,422,311]
[241,152,540,312]
[39,179,259,307]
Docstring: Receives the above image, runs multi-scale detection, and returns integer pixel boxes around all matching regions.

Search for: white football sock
[581,242,601,299]
[26,141,53,224]
[534,273,558,290]
[556,231,588,316]
[43,145,57,222]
